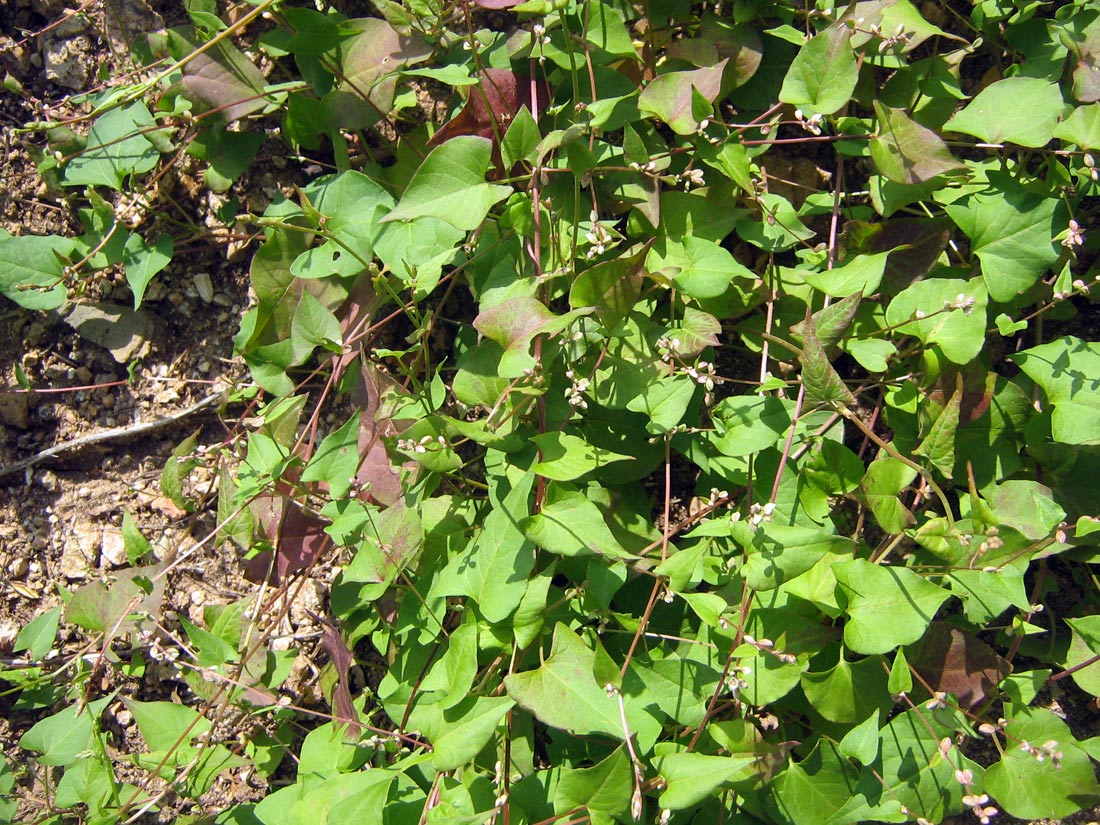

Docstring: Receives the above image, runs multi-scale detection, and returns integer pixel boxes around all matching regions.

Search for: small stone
[212,293,233,307]
[59,520,100,579]
[37,471,60,492]
[102,393,116,409]
[100,528,128,568]
[0,621,18,652]
[194,272,214,303]
[114,708,133,726]
[41,32,92,90]
[9,557,28,577]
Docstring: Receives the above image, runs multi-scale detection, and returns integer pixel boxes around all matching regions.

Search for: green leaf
[1064,616,1100,697]
[411,694,515,771]
[985,708,1100,819]
[123,232,173,310]
[871,102,963,184]
[945,77,1065,148]
[188,125,264,192]
[839,712,881,765]
[709,395,793,456]
[421,614,479,710]
[282,7,352,55]
[873,706,977,822]
[1012,336,1100,445]
[19,698,110,766]
[888,647,913,696]
[431,473,535,623]
[290,290,343,360]
[834,560,950,655]
[801,650,890,723]
[501,104,541,169]
[14,606,61,660]
[292,171,394,279]
[657,752,757,810]
[803,252,889,298]
[914,375,962,478]
[553,749,632,820]
[125,699,211,753]
[569,244,648,329]
[778,23,858,116]
[638,61,727,134]
[625,374,696,434]
[63,102,162,190]
[945,177,1064,303]
[1053,102,1100,148]
[181,615,239,669]
[300,414,360,499]
[474,296,589,377]
[664,307,721,358]
[0,231,74,310]
[382,136,512,230]
[522,485,632,559]
[121,510,153,563]
[884,277,987,364]
[504,624,623,738]
[376,216,464,299]
[733,522,853,591]
[735,193,815,251]
[583,0,638,59]
[530,431,632,481]
[647,236,755,300]
[770,741,872,825]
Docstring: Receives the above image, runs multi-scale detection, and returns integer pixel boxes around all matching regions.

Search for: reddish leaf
[333,272,413,507]
[842,218,951,295]
[909,622,1011,709]
[667,19,762,91]
[316,614,362,737]
[352,363,416,507]
[245,490,330,585]
[170,27,268,122]
[429,68,552,159]
[322,19,431,130]
[926,363,994,426]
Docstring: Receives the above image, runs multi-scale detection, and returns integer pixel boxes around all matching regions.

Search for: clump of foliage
[4,0,1100,822]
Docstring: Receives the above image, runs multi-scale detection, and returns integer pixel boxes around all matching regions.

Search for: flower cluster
[564,369,591,410]
[793,108,824,136]
[1020,738,1064,767]
[683,360,723,405]
[584,211,615,258]
[1062,218,1086,248]
[397,434,446,454]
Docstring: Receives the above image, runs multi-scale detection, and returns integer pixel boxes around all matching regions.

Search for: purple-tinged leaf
[909,622,1010,709]
[871,103,963,185]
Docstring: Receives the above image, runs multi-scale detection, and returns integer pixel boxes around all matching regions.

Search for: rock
[194,272,214,303]
[41,25,93,91]
[103,0,164,58]
[100,527,128,568]
[59,519,99,579]
[0,390,30,429]
[60,302,153,363]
